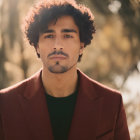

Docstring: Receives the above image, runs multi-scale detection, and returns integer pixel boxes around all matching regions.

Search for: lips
[49,55,67,60]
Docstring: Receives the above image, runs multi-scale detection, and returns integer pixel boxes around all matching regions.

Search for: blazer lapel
[17,69,103,140]
[68,69,103,140]
[18,70,53,140]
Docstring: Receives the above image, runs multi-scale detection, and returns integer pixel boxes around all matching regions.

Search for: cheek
[39,41,52,52]
[39,47,51,59]
[69,47,81,60]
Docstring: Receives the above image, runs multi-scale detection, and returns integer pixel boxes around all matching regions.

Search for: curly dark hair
[23,0,96,61]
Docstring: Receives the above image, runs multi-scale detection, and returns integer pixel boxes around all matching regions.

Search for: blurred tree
[0,0,29,89]
[0,0,10,88]
[78,0,140,88]
[93,0,140,83]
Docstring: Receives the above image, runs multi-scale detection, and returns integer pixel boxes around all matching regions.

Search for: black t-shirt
[45,90,78,140]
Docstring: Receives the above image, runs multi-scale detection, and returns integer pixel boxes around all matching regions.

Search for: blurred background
[0,0,140,139]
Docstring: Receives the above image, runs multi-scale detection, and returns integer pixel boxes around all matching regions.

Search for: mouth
[49,55,67,60]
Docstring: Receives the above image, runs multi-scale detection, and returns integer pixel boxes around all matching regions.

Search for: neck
[41,67,78,97]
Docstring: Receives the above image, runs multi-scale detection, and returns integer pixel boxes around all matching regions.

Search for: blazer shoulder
[78,69,122,99]
[92,78,121,96]
[0,77,29,96]
[80,71,124,114]
[91,77,122,100]
[0,70,41,96]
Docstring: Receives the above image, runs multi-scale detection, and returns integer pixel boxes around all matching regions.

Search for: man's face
[37,16,84,73]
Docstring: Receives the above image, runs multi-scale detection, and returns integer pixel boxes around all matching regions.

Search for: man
[0,0,130,140]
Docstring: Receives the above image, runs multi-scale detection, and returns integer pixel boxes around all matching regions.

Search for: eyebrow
[62,29,77,33]
[43,29,77,33]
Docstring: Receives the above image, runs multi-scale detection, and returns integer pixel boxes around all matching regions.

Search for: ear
[35,44,41,58]
[79,42,84,55]
[36,44,40,54]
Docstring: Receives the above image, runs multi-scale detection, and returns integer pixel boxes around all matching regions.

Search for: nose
[53,37,63,50]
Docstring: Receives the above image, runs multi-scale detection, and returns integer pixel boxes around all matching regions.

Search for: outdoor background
[0,0,140,139]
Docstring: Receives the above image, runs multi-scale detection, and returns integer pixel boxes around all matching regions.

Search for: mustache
[47,50,69,58]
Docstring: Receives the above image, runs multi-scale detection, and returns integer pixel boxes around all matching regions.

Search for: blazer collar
[23,68,101,101]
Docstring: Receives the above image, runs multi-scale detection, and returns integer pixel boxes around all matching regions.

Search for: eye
[44,34,55,39]
[64,34,73,38]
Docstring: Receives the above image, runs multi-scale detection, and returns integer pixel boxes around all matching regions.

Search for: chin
[48,66,68,74]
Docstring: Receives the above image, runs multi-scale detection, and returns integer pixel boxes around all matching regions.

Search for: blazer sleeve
[114,95,130,140]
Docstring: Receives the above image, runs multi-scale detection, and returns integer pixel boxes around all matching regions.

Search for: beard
[47,61,76,74]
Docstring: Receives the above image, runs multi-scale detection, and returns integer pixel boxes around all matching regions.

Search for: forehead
[47,16,79,32]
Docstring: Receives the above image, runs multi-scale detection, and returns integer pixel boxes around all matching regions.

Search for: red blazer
[0,69,130,140]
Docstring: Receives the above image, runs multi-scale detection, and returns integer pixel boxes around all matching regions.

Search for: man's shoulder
[0,78,28,95]
[78,69,122,99]
[91,77,121,97]
[0,70,41,96]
